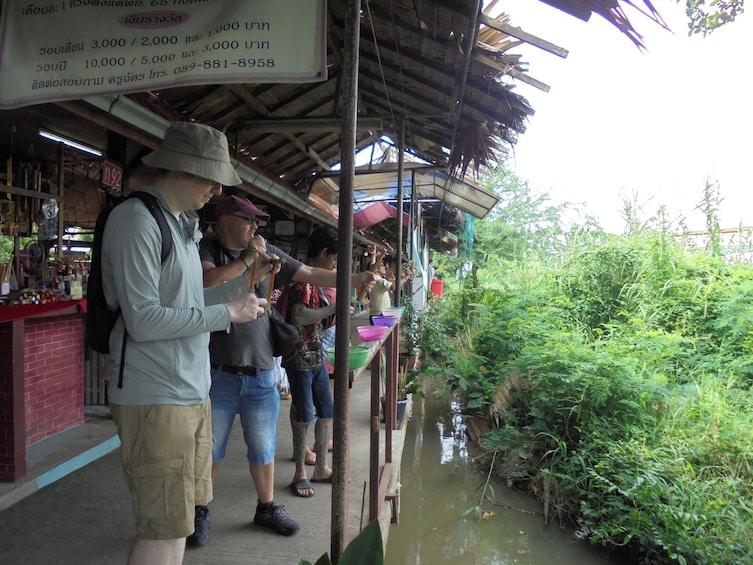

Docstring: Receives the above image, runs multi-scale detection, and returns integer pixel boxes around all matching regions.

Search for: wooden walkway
[0,359,409,564]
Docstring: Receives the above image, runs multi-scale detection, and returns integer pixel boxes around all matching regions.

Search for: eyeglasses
[182,172,221,189]
[229,214,258,225]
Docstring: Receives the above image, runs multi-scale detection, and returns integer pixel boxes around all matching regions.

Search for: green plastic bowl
[326,345,370,370]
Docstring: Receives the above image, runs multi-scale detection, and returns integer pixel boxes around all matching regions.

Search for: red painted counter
[0,299,86,481]
[0,297,86,324]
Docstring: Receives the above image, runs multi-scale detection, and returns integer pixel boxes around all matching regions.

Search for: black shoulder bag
[268,306,300,357]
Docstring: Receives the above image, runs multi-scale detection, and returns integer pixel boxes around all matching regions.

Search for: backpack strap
[128,191,173,263]
[114,191,174,388]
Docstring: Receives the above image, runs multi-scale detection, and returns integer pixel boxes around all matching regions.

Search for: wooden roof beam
[474,45,551,92]
[244,117,384,133]
[226,84,332,172]
[479,13,569,59]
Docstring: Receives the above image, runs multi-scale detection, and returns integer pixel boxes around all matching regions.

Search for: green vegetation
[0,235,35,262]
[419,168,753,564]
[681,0,744,36]
[300,519,383,565]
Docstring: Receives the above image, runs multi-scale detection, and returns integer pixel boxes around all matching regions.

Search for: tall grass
[422,230,753,564]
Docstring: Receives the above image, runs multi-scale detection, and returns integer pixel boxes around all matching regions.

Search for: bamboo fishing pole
[246,242,286,312]
[264,270,277,314]
[247,248,259,293]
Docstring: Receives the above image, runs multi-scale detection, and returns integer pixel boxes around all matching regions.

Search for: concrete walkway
[0,367,408,565]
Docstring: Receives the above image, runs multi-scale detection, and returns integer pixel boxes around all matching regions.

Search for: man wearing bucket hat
[194,197,377,542]
[103,121,276,564]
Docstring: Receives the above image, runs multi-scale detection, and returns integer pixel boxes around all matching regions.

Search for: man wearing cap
[103,122,275,565]
[193,195,376,542]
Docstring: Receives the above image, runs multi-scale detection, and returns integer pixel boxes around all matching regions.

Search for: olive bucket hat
[142,122,242,186]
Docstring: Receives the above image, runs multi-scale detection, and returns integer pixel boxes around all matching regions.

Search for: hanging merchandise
[40,198,58,219]
[15,162,36,237]
[23,241,45,285]
[0,199,14,236]
[38,198,58,240]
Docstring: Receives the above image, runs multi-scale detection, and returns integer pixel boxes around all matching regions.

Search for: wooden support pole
[331,0,361,562]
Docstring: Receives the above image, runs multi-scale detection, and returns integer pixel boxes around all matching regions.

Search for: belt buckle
[233,365,257,377]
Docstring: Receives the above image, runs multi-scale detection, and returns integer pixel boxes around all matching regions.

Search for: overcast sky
[494,0,751,233]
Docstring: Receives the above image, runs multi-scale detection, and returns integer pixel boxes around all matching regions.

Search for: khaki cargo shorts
[111,402,213,540]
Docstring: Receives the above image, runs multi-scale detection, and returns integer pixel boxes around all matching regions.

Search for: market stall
[0,297,87,481]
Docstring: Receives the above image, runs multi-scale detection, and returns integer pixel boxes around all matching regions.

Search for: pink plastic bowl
[372,314,398,327]
[357,325,388,341]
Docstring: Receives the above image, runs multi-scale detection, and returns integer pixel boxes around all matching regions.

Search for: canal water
[384,393,630,564]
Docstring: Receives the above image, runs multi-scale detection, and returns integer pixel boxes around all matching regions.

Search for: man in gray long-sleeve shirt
[103,122,274,565]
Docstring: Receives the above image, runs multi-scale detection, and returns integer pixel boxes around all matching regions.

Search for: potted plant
[396,356,427,427]
[380,355,423,427]
[399,295,421,371]
[396,367,412,427]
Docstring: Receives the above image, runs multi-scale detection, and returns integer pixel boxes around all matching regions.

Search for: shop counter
[0,297,86,323]
[0,299,87,481]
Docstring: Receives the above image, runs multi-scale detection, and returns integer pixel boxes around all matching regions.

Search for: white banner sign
[0,0,326,110]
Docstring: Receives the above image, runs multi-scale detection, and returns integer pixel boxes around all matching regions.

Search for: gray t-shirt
[199,238,303,370]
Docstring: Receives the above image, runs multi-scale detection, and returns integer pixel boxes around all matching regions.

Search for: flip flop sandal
[291,478,315,497]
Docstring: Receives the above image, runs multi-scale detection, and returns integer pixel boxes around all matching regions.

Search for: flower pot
[380,394,411,427]
[396,395,410,426]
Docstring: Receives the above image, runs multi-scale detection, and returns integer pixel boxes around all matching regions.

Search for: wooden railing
[333,316,401,544]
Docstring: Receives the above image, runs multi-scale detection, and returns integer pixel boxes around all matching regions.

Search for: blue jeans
[288,364,334,424]
[210,368,279,465]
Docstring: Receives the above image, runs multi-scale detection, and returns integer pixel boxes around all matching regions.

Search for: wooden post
[395,116,405,307]
[331,0,361,561]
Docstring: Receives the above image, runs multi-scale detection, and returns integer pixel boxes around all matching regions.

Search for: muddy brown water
[384,394,631,564]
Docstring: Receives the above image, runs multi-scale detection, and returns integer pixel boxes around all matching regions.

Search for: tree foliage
[480,167,571,258]
[682,0,744,36]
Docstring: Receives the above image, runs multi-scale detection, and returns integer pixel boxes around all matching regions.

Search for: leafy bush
[434,225,753,564]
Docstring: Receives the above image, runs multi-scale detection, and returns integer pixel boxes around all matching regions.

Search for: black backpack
[86,191,173,388]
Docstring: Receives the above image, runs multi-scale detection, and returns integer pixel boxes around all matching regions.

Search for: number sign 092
[102,160,123,193]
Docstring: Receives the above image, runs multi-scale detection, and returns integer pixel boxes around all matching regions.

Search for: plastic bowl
[372,314,398,327]
[326,346,370,370]
[381,307,404,318]
[357,325,388,341]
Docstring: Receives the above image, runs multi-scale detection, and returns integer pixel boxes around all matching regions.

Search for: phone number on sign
[202,59,276,69]
[171,59,277,74]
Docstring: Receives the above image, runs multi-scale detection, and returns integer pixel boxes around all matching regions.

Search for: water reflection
[385,394,629,565]
[438,399,468,464]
